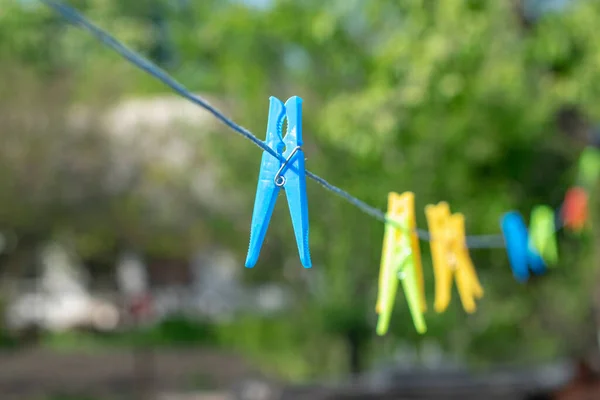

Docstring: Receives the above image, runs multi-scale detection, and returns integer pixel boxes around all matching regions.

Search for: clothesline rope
[40,0,552,249]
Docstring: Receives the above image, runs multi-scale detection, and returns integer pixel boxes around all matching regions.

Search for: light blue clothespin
[500,211,546,283]
[245,96,311,269]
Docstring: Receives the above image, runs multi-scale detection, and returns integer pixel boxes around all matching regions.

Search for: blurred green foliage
[44,315,217,348]
[2,0,600,381]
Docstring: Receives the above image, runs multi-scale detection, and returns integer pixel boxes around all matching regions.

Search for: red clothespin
[561,187,589,232]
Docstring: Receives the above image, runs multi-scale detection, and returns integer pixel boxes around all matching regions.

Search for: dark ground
[0,346,586,400]
[0,346,252,400]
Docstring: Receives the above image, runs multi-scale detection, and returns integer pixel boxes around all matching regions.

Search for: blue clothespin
[245,96,311,269]
[500,211,546,283]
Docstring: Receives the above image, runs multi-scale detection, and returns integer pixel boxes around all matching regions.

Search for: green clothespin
[578,147,600,189]
[529,205,558,267]
[376,192,426,336]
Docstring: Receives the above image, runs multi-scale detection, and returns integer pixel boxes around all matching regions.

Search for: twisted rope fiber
[41,0,510,248]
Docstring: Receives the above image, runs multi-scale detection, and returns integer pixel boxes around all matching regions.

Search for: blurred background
[1,0,600,399]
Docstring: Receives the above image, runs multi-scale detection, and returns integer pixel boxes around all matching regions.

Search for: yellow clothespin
[376,192,427,335]
[425,202,483,314]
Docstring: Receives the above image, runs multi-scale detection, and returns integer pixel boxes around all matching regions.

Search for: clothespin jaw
[376,192,426,336]
[500,211,546,283]
[529,205,558,267]
[425,203,483,314]
[245,96,311,269]
[562,187,589,233]
[448,213,484,313]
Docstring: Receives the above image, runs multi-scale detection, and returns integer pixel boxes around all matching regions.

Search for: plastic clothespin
[500,211,546,283]
[376,192,427,335]
[528,205,558,267]
[562,187,589,233]
[425,202,484,314]
[577,147,600,189]
[245,96,311,268]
